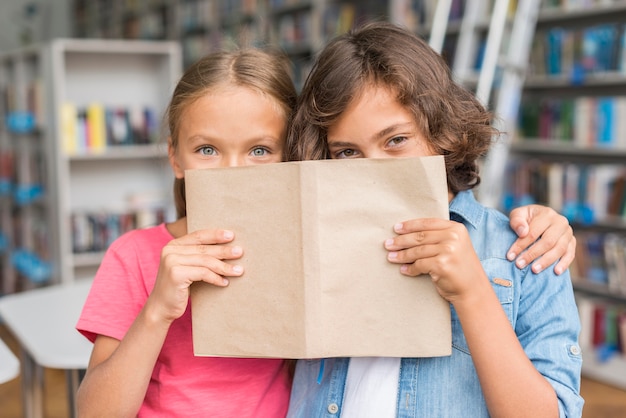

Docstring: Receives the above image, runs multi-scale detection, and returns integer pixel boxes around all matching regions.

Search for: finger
[506,226,543,262]
[169,264,235,287]
[163,242,244,261]
[509,205,541,238]
[508,206,572,261]
[398,258,433,277]
[172,229,236,246]
[386,221,453,251]
[385,229,442,251]
[508,206,532,237]
[513,236,558,270]
[514,224,571,270]
[387,242,440,264]
[552,237,576,276]
[393,218,451,234]
[163,252,244,279]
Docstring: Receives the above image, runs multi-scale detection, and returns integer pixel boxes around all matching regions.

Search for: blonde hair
[166,48,297,218]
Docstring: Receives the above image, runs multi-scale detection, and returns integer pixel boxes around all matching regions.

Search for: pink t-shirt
[77,224,291,417]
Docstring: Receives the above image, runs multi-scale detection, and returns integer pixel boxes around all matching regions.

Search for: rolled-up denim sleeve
[516,266,584,417]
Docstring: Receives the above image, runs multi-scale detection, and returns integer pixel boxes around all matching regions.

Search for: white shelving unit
[46,39,181,284]
[0,39,181,292]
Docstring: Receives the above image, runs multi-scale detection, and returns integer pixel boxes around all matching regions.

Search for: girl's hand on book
[507,205,575,275]
[149,228,244,323]
[385,218,488,302]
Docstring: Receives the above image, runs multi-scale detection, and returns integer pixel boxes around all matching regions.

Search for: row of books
[179,0,220,33]
[503,161,626,224]
[2,79,45,131]
[71,207,167,254]
[123,4,169,40]
[530,23,626,78]
[322,3,356,41]
[219,0,260,16]
[268,0,311,9]
[542,0,626,11]
[390,0,467,32]
[577,294,626,362]
[573,231,626,295]
[517,96,626,149]
[0,148,46,206]
[0,150,13,195]
[276,9,313,50]
[10,249,52,284]
[7,208,51,286]
[181,34,222,67]
[60,103,159,155]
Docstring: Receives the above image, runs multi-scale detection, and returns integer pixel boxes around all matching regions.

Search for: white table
[0,336,19,384]
[0,278,93,418]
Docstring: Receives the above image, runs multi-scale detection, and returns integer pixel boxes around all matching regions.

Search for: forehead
[203,84,284,112]
[178,86,287,139]
[329,85,410,130]
[182,86,285,123]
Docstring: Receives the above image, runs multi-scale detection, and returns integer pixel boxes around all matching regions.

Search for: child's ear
[168,137,184,179]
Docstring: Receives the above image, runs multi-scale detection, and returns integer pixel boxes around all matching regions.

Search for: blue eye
[251,147,269,157]
[198,146,216,156]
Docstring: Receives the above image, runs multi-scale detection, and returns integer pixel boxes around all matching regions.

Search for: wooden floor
[1,324,626,417]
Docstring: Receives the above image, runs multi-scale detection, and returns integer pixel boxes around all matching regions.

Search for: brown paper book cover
[186,156,452,359]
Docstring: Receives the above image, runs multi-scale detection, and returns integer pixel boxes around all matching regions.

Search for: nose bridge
[222,150,245,168]
[363,146,387,159]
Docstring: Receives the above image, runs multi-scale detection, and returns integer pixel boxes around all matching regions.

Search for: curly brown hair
[166,48,297,218]
[285,21,499,194]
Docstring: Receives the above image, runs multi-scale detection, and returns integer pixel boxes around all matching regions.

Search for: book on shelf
[276,9,312,49]
[26,78,44,128]
[573,231,626,296]
[532,22,626,78]
[322,3,355,40]
[61,102,78,154]
[517,96,626,149]
[71,206,166,254]
[87,103,106,152]
[61,102,159,155]
[605,233,626,295]
[505,160,626,224]
[576,294,626,363]
[0,150,14,195]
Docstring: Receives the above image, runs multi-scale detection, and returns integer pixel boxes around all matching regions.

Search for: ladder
[428,0,543,209]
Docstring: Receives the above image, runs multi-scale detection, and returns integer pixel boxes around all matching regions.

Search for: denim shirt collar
[449,190,485,231]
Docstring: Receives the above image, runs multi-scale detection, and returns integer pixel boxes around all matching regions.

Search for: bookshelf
[48,39,181,284]
[511,1,626,389]
[0,39,181,294]
[69,0,394,83]
[0,44,51,295]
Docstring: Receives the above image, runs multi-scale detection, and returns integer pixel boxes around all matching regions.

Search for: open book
[186,156,452,359]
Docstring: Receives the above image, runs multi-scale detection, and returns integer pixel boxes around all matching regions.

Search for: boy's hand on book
[385,218,487,302]
[508,205,575,275]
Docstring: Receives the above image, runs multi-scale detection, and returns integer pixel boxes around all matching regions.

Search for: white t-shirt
[341,357,402,418]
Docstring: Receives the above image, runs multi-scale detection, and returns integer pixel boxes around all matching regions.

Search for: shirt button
[327,403,339,414]
[570,345,581,355]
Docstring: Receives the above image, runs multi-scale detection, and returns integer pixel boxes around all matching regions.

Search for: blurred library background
[1,0,626,417]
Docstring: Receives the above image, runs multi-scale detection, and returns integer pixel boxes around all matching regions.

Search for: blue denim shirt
[287,190,584,418]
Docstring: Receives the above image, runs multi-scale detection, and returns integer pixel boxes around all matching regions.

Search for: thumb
[509,207,531,238]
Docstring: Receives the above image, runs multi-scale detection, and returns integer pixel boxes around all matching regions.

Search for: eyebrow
[375,123,411,140]
[328,122,414,146]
